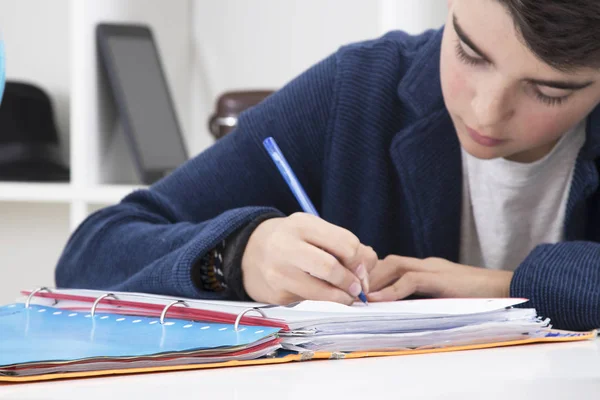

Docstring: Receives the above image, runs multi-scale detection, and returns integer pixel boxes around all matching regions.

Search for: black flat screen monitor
[96,23,188,184]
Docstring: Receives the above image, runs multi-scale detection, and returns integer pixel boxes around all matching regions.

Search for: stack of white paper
[253,299,549,352]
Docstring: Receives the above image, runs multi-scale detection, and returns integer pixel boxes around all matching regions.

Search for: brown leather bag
[208,90,274,139]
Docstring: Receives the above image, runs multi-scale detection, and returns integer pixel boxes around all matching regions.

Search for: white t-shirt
[459,120,586,271]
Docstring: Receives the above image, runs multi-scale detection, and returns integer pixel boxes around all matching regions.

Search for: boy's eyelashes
[532,87,570,107]
[455,39,486,66]
[454,39,571,107]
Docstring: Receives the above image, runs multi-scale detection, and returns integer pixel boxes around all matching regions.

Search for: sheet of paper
[275,298,528,316]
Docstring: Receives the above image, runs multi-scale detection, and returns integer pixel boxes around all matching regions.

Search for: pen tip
[358,292,368,305]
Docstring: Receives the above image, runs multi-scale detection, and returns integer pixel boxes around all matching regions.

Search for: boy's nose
[471,84,515,128]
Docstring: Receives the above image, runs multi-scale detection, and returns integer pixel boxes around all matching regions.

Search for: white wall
[190,0,382,154]
[190,0,448,154]
[389,0,448,34]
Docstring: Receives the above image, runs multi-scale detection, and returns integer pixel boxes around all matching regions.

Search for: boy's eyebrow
[453,14,595,91]
[526,78,594,91]
[453,15,493,63]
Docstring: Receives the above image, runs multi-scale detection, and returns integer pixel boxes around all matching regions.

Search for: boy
[56,0,600,331]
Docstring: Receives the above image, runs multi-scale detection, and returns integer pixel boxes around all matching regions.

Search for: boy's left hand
[367,255,513,302]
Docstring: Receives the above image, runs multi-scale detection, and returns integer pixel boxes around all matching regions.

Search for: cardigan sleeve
[511,241,600,331]
[55,52,340,300]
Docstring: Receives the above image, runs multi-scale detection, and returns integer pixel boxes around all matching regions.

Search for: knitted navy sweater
[55,28,600,331]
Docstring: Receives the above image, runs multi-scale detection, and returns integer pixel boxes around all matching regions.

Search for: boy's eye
[536,86,573,99]
[532,86,571,107]
[455,39,486,66]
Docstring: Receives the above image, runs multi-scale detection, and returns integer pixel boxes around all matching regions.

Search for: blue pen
[263,137,368,304]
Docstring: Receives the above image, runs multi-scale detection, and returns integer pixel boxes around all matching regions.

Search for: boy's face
[440,0,600,162]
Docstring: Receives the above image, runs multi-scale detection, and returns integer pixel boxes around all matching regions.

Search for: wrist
[500,271,514,297]
[225,212,283,300]
[241,217,280,273]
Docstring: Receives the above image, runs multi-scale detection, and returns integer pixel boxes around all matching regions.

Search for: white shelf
[0,182,73,203]
[81,184,146,205]
[0,182,147,206]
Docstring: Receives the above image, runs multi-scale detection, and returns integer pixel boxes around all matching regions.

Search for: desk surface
[2,339,599,400]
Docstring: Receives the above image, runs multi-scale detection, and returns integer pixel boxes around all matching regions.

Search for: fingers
[291,242,364,298]
[368,255,424,293]
[290,213,377,293]
[368,272,435,302]
[352,244,378,293]
[292,213,364,269]
[384,255,431,274]
[283,266,355,305]
[368,260,400,293]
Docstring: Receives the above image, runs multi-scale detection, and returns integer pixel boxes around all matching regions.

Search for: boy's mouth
[465,125,506,147]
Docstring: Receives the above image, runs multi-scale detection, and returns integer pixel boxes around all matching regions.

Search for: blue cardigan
[55,28,600,331]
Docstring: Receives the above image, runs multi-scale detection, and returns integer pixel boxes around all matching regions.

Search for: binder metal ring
[90,293,118,317]
[234,307,267,332]
[25,287,54,308]
[160,300,189,325]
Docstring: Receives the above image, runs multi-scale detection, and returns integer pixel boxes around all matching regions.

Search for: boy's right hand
[241,213,377,305]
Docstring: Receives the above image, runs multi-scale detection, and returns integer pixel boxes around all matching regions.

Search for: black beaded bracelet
[194,239,228,292]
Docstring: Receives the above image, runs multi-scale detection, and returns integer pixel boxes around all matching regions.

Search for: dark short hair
[498,0,600,71]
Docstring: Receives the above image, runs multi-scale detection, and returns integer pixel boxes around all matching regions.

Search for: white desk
[2,339,599,400]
